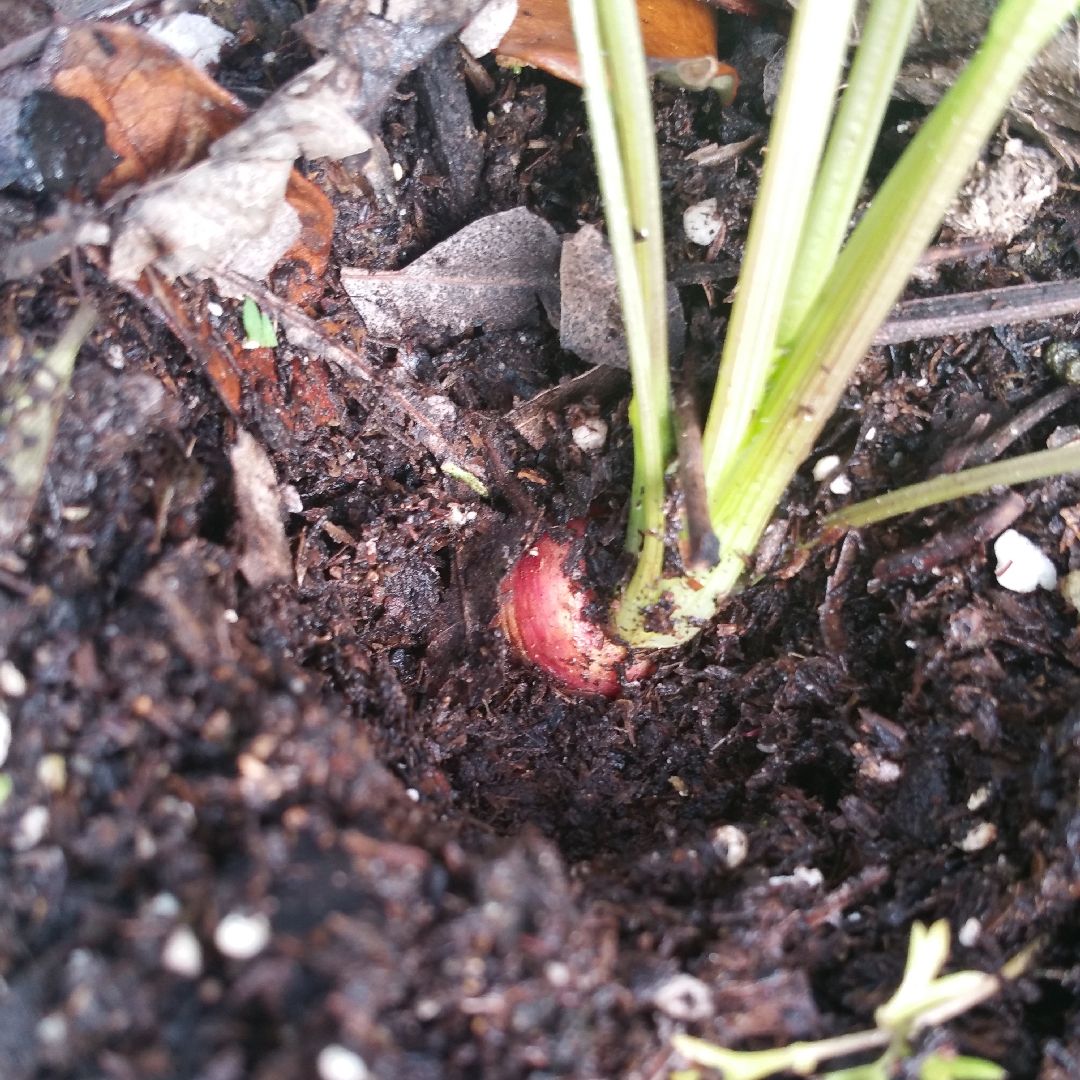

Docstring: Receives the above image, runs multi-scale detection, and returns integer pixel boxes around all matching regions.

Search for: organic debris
[342,207,561,339]
[50,21,249,198]
[559,223,686,368]
[494,0,738,99]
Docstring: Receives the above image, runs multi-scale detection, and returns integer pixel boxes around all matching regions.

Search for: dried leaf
[277,170,335,307]
[300,0,491,124]
[495,0,737,98]
[108,55,360,285]
[108,145,297,283]
[559,223,685,369]
[49,21,249,198]
[341,207,560,340]
[230,430,292,587]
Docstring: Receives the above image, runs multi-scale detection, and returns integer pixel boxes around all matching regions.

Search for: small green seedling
[672,920,1006,1080]
[242,296,278,349]
[440,461,490,498]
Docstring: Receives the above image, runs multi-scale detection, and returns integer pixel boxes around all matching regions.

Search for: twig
[876,277,1080,345]
[674,384,719,570]
[965,385,1080,467]
[869,492,1026,583]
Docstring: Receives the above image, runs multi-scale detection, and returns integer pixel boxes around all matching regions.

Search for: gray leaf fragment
[559,224,685,370]
[109,146,296,283]
[341,207,561,339]
[230,430,292,588]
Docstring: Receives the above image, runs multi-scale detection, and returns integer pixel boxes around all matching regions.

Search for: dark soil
[3,9,1080,1080]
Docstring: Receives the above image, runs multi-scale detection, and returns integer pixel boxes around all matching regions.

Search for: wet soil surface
[4,12,1080,1080]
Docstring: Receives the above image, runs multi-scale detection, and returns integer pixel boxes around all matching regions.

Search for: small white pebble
[415,997,441,1020]
[406,788,420,802]
[812,454,840,482]
[162,926,203,978]
[448,504,467,527]
[36,754,66,793]
[829,473,852,496]
[967,785,990,811]
[858,758,901,783]
[36,1013,67,1046]
[710,824,748,869]
[317,1045,369,1080]
[994,529,1057,593]
[792,865,823,888]
[958,821,997,853]
[146,892,181,919]
[683,198,723,246]
[214,912,271,960]
[864,427,876,442]
[223,608,239,624]
[769,865,823,888]
[0,661,26,698]
[652,973,713,1021]
[0,709,10,768]
[571,417,608,453]
[206,302,224,318]
[958,917,981,948]
[281,484,304,514]
[544,961,571,987]
[392,162,404,181]
[13,806,49,851]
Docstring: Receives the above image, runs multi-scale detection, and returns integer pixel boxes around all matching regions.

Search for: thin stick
[875,277,1080,345]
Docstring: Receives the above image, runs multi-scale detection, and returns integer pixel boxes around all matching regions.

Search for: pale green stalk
[700,0,857,496]
[619,0,1076,648]
[778,0,922,345]
[570,0,672,634]
[0,300,97,547]
[824,442,1080,530]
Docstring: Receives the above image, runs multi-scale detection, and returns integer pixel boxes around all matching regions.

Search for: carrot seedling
[500,0,1080,689]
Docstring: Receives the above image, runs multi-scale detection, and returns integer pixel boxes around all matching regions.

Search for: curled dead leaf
[49,21,249,199]
[494,0,738,101]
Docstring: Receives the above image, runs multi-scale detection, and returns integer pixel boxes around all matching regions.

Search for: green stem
[621,0,1075,648]
[778,0,922,346]
[673,1029,892,1080]
[700,0,858,497]
[824,442,1080,530]
[570,0,672,632]
[0,300,97,547]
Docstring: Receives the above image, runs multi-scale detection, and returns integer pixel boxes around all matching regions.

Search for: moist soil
[3,11,1080,1080]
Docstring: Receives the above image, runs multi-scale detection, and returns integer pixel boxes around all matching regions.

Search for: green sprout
[441,461,490,498]
[569,0,1080,649]
[242,296,278,349]
[671,920,1007,1080]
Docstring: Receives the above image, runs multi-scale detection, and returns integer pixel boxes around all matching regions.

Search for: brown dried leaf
[49,22,249,199]
[496,0,737,96]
